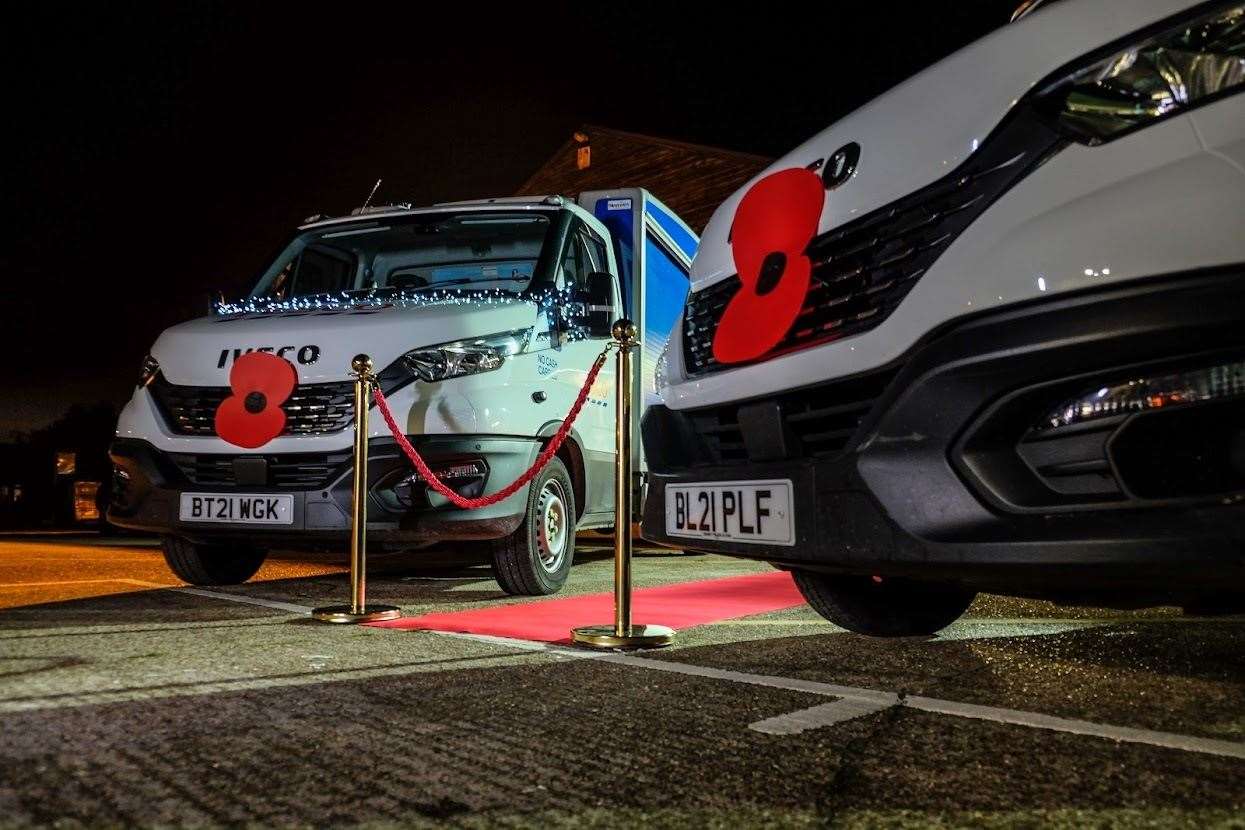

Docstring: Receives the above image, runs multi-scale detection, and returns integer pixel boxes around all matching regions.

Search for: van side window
[557,227,585,291]
[558,223,610,292]
[580,228,608,275]
[556,221,616,336]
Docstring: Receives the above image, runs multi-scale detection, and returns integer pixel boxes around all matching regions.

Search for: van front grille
[150,377,355,437]
[683,110,1063,376]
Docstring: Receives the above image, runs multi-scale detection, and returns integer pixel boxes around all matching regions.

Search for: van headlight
[1036,3,1245,144]
[653,340,672,399]
[377,328,530,390]
[1037,358,1245,431]
[138,354,160,387]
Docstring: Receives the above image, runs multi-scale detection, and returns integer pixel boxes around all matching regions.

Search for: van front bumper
[108,435,536,547]
[641,269,1245,602]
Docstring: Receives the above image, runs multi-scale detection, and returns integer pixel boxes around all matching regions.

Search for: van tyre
[792,571,976,637]
[490,458,576,596]
[161,536,268,586]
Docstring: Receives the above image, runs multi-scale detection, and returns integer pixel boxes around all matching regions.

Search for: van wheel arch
[538,422,586,523]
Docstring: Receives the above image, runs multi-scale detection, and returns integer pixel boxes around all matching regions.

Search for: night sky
[4,1,1017,437]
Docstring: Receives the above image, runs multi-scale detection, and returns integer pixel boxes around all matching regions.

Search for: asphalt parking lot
[1,534,1243,828]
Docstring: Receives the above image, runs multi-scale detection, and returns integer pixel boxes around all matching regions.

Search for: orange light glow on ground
[0,535,346,610]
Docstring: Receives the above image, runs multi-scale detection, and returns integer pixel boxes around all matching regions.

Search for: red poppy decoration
[214,352,298,449]
[712,167,825,365]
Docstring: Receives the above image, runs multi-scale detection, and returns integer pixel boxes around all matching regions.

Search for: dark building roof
[517,125,772,233]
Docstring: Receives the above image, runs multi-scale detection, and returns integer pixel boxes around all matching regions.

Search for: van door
[541,213,620,520]
[578,189,698,475]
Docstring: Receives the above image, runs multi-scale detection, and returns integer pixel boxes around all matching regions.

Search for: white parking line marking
[173,587,314,614]
[594,651,898,702]
[0,579,167,589]
[434,631,617,662]
[750,698,895,735]
[433,632,569,653]
[0,651,539,714]
[598,653,1245,760]
[22,582,1230,757]
[904,696,1245,759]
[429,634,1245,761]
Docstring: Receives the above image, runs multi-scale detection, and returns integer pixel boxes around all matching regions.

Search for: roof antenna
[361,178,382,212]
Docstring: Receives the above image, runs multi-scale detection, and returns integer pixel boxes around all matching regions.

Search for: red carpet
[373,570,804,643]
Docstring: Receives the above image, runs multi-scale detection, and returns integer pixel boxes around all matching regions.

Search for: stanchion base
[311,604,402,624]
[570,623,674,650]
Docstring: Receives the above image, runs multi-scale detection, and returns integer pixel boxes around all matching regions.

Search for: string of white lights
[216,286,576,315]
[213,286,596,342]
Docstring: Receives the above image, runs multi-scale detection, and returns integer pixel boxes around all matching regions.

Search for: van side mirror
[584,272,616,338]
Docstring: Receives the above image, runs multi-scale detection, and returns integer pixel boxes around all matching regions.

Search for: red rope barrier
[371,350,610,509]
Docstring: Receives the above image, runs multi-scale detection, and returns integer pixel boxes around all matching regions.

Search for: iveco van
[110,190,697,594]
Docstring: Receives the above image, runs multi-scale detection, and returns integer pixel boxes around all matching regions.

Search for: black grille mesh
[685,368,897,466]
[683,112,1062,376]
[150,377,355,437]
[169,451,352,489]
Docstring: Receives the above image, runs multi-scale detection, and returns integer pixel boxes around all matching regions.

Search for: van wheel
[161,536,268,586]
[489,458,576,596]
[792,571,975,637]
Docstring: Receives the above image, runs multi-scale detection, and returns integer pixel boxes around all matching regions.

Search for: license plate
[179,493,294,525]
[664,480,795,546]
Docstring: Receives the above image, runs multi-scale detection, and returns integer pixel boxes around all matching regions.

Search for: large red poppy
[214,352,298,449]
[712,167,825,365]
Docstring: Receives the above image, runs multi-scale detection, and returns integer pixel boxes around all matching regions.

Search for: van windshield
[250,211,554,300]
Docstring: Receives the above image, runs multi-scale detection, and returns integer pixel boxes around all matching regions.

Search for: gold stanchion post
[571,320,673,649]
[312,354,401,624]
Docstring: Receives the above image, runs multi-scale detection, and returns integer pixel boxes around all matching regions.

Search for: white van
[109,190,697,594]
[641,0,1245,633]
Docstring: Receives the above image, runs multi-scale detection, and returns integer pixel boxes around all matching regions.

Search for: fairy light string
[214,286,588,320]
